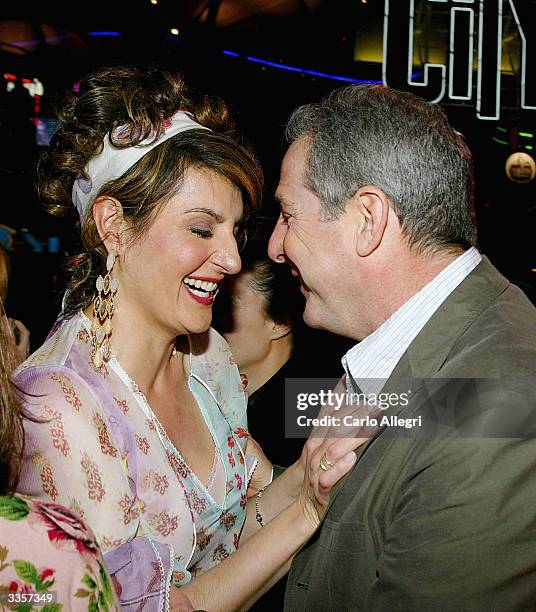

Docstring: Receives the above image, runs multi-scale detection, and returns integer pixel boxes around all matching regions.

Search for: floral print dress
[0,493,118,611]
[13,312,255,610]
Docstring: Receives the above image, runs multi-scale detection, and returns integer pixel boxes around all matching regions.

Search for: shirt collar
[342,247,482,395]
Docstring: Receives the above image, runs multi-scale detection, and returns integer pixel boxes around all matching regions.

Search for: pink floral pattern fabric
[0,493,118,610]
[14,312,252,609]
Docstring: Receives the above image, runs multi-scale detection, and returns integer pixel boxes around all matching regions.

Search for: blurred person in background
[214,237,320,612]
[0,242,30,365]
[214,238,306,467]
[0,242,9,303]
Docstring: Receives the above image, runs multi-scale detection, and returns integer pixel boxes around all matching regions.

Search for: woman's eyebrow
[184,207,225,223]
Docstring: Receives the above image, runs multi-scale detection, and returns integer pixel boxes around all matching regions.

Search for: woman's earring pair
[90,249,118,369]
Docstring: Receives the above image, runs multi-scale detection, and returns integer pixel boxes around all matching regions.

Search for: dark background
[1,0,535,350]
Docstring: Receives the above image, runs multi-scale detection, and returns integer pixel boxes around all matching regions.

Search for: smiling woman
[11,64,366,611]
[97,166,244,338]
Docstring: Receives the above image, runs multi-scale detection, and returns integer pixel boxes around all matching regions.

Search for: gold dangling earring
[90,248,118,369]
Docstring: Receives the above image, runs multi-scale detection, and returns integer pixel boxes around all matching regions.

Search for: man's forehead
[282,138,310,174]
[276,141,311,204]
[275,185,323,221]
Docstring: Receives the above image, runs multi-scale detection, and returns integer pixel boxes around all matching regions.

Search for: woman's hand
[295,375,381,528]
[296,435,360,528]
[0,315,30,369]
[5,317,31,365]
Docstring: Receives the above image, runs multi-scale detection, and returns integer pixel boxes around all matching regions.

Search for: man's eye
[281,212,291,222]
[190,228,213,238]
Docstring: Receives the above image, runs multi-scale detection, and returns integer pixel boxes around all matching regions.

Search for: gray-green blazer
[285,258,536,611]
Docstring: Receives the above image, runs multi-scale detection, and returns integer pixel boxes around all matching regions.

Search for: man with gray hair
[268,85,536,609]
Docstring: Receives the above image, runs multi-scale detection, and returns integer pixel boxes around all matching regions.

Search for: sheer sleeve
[15,364,175,610]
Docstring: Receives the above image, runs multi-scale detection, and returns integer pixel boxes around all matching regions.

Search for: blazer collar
[397,256,508,381]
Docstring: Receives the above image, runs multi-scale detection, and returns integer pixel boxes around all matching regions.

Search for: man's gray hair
[286,85,477,253]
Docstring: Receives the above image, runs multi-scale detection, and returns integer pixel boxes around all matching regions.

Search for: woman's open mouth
[183,276,220,305]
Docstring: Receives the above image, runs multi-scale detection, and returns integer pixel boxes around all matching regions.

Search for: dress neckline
[78,311,225,508]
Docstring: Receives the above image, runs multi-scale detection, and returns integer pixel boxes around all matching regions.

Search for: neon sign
[382,0,536,120]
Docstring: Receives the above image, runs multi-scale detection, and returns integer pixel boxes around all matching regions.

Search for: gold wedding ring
[319,453,335,472]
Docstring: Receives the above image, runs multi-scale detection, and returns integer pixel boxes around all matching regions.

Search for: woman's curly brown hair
[38,65,263,318]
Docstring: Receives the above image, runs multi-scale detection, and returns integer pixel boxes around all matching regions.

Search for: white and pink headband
[72,110,211,221]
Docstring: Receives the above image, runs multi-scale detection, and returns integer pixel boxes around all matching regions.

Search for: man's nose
[268,221,286,263]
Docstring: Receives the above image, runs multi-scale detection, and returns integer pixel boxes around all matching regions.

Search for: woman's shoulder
[14,313,85,378]
[12,314,99,404]
[188,328,247,423]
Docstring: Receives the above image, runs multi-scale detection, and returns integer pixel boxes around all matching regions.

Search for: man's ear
[349,186,390,257]
[92,196,124,251]
[268,318,292,342]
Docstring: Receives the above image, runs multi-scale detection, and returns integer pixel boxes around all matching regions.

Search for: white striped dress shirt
[342,247,482,395]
